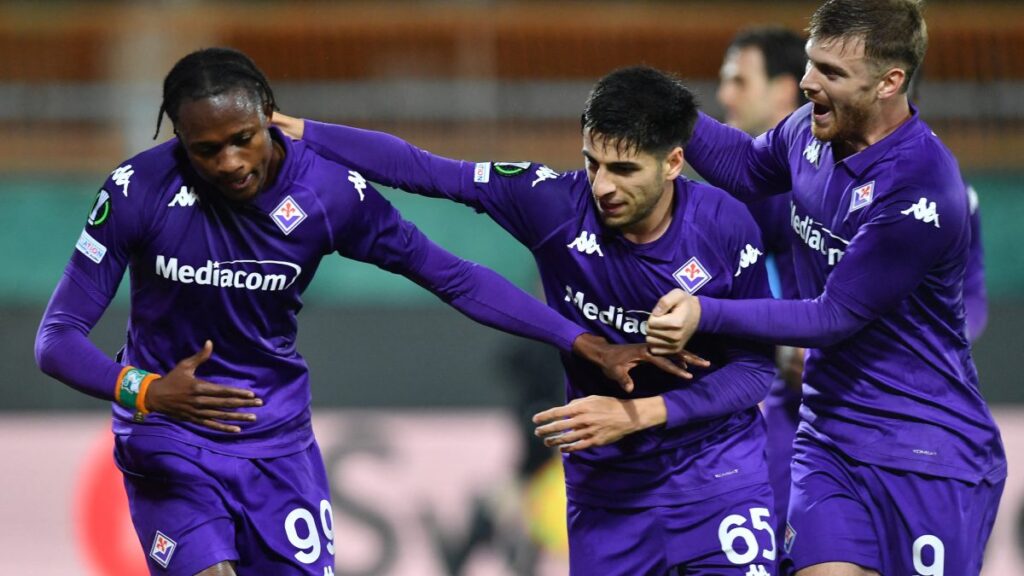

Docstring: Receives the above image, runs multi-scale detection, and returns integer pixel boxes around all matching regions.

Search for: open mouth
[812,102,832,122]
[225,172,255,192]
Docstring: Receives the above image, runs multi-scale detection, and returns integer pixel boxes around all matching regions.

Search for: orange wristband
[115,366,160,415]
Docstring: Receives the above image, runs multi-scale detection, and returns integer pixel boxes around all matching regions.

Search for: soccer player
[716,26,808,540]
[33,48,697,576]
[274,66,779,574]
[646,1,1005,574]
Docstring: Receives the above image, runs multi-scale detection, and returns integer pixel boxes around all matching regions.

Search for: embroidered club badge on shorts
[673,257,712,294]
[784,522,797,554]
[271,195,307,235]
[150,530,177,568]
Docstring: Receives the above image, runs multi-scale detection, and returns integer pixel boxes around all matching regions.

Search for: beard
[811,97,872,144]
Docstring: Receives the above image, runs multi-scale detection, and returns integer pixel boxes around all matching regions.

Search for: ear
[876,67,907,100]
[664,146,685,180]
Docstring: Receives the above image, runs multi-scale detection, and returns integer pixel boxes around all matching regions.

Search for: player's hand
[144,341,263,433]
[533,395,665,453]
[571,333,709,393]
[271,112,305,140]
[646,289,702,355]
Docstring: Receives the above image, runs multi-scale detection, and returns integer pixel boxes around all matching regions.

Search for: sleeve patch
[473,162,491,183]
[75,229,108,264]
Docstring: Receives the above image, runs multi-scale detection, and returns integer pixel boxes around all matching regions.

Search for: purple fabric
[115,435,334,575]
[301,120,775,507]
[35,130,588,457]
[568,482,776,575]
[786,431,1003,574]
[686,105,1004,484]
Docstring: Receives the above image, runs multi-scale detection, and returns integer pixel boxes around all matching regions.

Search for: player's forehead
[175,89,265,142]
[720,45,766,80]
[806,35,868,73]
[581,128,653,165]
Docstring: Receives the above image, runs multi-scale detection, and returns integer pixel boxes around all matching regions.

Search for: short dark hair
[581,66,698,155]
[808,0,927,93]
[155,47,277,139]
[730,26,808,83]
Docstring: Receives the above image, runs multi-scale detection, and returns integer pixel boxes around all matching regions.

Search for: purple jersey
[36,130,593,457]
[298,121,775,508]
[685,104,1005,484]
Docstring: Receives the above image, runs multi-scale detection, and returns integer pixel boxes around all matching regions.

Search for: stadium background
[1,0,1021,573]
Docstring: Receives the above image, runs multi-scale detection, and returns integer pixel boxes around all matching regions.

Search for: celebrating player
[273,66,779,575]
[647,1,1005,574]
[34,48,697,576]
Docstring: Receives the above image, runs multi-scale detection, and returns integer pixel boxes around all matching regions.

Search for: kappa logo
[734,244,763,277]
[271,195,308,235]
[168,186,198,208]
[348,170,367,201]
[567,230,604,257]
[532,165,559,188]
[111,165,134,197]
[149,531,177,568]
[673,257,712,294]
[848,181,875,213]
[900,197,941,228]
[803,139,821,167]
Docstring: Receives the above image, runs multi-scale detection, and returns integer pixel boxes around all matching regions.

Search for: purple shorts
[568,482,778,575]
[784,432,1003,575]
[114,434,335,575]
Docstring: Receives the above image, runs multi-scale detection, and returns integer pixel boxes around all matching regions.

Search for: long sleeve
[686,111,796,202]
[698,189,959,347]
[303,120,466,201]
[35,269,125,400]
[963,184,988,341]
[323,170,587,353]
[662,339,773,428]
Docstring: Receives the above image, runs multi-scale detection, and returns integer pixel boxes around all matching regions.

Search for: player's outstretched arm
[273,112,466,203]
[685,112,794,202]
[144,341,263,434]
[533,395,667,453]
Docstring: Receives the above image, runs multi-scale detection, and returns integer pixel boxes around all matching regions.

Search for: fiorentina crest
[673,257,712,294]
[271,195,308,235]
[150,530,177,568]
[849,181,875,213]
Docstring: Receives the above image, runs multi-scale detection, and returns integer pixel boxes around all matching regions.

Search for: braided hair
[155,47,277,139]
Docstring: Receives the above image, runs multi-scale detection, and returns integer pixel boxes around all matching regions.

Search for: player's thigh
[194,561,237,576]
[232,440,337,575]
[782,436,880,574]
[665,482,778,576]
[871,470,1004,576]
[115,435,239,576]
[567,500,667,576]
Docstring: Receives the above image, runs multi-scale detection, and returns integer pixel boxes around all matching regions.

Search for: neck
[621,181,675,244]
[839,96,912,157]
